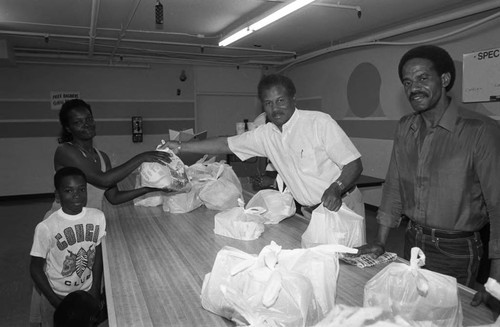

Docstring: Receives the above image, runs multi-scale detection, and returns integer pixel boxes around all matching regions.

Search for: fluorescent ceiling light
[219,0,316,47]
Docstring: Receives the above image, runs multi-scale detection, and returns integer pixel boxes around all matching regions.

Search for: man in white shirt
[162,74,364,216]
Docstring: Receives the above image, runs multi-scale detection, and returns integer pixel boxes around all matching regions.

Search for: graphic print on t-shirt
[61,245,95,277]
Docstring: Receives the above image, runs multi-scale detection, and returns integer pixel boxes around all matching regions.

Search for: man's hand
[157,140,182,155]
[321,183,343,211]
[471,287,500,320]
[355,242,385,259]
[250,174,275,190]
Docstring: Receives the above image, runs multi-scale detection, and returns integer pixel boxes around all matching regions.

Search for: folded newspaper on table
[169,128,207,142]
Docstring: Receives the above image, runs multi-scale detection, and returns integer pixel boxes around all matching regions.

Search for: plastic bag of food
[301,203,366,249]
[214,200,266,240]
[363,247,463,327]
[314,304,412,327]
[198,163,243,211]
[246,175,296,224]
[201,241,357,326]
[185,155,219,182]
[162,181,204,213]
[138,146,190,191]
[133,174,164,207]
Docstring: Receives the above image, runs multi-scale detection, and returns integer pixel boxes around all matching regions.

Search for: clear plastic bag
[363,248,463,327]
[246,175,296,224]
[301,203,366,249]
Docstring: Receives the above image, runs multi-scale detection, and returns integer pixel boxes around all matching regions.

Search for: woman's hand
[137,150,172,164]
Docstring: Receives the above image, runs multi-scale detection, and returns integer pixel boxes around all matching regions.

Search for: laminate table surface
[102,181,494,326]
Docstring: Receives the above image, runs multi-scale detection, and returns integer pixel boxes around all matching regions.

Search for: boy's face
[56,175,87,215]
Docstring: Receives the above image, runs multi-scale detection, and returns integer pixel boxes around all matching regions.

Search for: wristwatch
[334,180,345,193]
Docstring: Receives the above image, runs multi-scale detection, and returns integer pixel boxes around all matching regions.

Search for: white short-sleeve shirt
[30,207,106,296]
[228,109,360,206]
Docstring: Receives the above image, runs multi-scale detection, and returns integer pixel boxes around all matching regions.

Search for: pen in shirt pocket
[301,149,303,158]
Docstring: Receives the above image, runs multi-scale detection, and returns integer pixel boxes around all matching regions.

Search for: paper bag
[246,175,296,224]
[301,203,366,249]
[364,247,463,327]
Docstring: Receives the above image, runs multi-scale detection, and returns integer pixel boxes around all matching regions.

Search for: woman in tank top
[51,99,173,211]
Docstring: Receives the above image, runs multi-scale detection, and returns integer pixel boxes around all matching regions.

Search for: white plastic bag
[198,163,243,211]
[161,156,217,213]
[246,175,296,224]
[162,181,204,213]
[363,248,463,327]
[201,242,358,326]
[133,174,164,207]
[138,146,190,191]
[214,200,266,240]
[185,155,218,182]
[301,203,366,249]
[314,304,413,327]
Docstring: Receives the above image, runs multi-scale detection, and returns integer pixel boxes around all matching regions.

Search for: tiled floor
[0,195,404,327]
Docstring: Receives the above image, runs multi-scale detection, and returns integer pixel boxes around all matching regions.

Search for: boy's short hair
[53,290,100,327]
[54,167,87,190]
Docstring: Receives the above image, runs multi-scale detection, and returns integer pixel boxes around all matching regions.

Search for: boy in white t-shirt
[30,167,106,326]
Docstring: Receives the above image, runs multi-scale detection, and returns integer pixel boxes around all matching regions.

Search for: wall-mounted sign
[463,47,500,103]
[50,91,80,110]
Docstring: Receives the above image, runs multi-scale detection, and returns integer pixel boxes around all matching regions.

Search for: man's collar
[409,97,457,133]
[436,97,457,132]
[271,108,299,133]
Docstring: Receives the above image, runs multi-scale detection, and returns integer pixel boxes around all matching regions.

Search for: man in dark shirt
[358,45,500,311]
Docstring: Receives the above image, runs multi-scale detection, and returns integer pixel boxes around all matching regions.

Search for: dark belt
[407,218,475,239]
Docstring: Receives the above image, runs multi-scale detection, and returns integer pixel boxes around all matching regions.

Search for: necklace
[71,142,98,163]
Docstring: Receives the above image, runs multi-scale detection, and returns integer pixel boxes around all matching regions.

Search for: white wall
[0,63,262,196]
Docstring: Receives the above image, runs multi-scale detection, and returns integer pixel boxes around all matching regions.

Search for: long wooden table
[102,181,494,326]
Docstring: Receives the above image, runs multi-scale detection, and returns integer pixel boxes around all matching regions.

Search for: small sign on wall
[50,91,80,110]
[463,47,500,103]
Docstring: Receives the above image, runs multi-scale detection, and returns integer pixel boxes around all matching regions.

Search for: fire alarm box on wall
[132,116,143,143]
